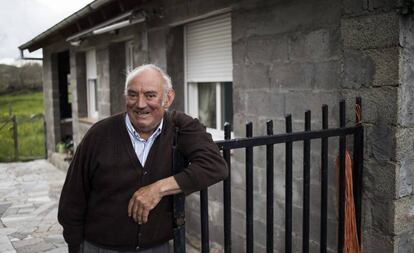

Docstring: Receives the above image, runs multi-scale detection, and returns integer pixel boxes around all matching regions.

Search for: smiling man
[58,64,228,253]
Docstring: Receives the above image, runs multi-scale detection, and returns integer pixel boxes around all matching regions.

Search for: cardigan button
[136,246,140,250]
[143,171,148,175]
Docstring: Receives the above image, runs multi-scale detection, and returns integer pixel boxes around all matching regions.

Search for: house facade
[19,0,414,252]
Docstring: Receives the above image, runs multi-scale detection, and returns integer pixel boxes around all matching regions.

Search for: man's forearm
[157,176,182,197]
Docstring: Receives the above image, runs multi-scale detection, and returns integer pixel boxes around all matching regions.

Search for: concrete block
[244,90,285,117]
[399,85,414,127]
[364,158,396,200]
[232,41,247,66]
[395,229,414,253]
[363,186,395,234]
[396,128,414,197]
[343,49,375,89]
[365,123,396,162]
[367,0,396,10]
[365,47,399,87]
[398,154,414,197]
[98,103,111,119]
[400,47,414,88]
[343,0,395,15]
[314,60,342,90]
[109,42,127,115]
[342,0,368,15]
[269,62,314,90]
[232,88,246,115]
[288,29,340,62]
[394,195,414,235]
[341,12,399,49]
[362,228,394,253]
[246,35,288,64]
[401,15,414,49]
[284,91,339,120]
[232,1,340,42]
[234,63,271,89]
[148,29,167,71]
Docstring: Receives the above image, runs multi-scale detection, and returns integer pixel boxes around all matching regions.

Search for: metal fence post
[173,127,186,253]
[12,115,19,161]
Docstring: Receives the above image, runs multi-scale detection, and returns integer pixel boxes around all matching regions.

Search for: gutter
[19,49,43,60]
[66,10,145,42]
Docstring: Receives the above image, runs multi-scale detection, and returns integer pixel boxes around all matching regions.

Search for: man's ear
[163,89,175,108]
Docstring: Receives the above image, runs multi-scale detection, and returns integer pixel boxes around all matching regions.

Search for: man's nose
[136,95,147,108]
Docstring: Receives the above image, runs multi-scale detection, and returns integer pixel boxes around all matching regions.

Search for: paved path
[0,160,67,253]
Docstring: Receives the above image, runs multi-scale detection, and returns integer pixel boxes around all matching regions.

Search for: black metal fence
[173,98,364,253]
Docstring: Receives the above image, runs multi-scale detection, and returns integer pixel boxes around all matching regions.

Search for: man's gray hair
[124,64,173,100]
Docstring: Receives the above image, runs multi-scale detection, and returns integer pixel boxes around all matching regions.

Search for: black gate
[173,98,364,253]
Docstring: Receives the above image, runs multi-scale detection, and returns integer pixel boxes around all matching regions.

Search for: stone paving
[0,160,67,253]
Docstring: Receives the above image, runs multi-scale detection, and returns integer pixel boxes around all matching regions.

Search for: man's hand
[128,176,181,224]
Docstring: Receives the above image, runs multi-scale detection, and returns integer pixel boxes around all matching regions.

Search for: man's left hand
[128,182,162,224]
[128,176,181,224]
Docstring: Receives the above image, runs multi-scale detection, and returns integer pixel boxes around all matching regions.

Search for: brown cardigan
[58,111,228,252]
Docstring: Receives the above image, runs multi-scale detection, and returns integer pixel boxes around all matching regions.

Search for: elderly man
[58,64,228,253]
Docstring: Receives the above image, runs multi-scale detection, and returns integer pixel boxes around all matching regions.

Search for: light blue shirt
[125,113,163,166]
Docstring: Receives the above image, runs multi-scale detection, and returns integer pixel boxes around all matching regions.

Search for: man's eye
[146,94,156,98]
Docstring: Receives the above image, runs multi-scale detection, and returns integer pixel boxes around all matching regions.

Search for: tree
[0,62,42,93]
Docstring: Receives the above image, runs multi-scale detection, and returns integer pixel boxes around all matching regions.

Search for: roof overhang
[18,0,147,53]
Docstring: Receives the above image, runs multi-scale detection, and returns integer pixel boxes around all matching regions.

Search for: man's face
[125,68,174,139]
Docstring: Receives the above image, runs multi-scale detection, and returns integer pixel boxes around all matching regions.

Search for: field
[0,91,45,162]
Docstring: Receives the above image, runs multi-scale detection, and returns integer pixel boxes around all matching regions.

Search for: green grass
[0,91,45,162]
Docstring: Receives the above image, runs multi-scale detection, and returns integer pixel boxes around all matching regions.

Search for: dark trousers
[81,240,172,253]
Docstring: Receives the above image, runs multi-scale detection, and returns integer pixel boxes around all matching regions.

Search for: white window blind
[86,49,98,118]
[86,50,97,79]
[185,13,233,82]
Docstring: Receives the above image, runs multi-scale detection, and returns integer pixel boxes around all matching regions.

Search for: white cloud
[0,0,92,65]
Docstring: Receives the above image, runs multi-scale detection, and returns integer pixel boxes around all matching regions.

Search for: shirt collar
[125,113,163,142]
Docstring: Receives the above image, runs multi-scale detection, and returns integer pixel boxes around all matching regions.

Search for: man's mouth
[134,111,150,117]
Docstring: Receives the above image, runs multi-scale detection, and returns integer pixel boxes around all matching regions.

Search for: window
[86,50,98,119]
[185,13,233,139]
[188,82,233,131]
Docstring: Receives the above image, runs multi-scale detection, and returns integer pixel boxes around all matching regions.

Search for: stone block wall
[341,1,400,252]
[109,42,127,115]
[42,49,61,156]
[396,12,414,253]
[225,0,344,252]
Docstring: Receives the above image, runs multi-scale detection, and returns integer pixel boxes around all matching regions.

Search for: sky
[0,0,93,65]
